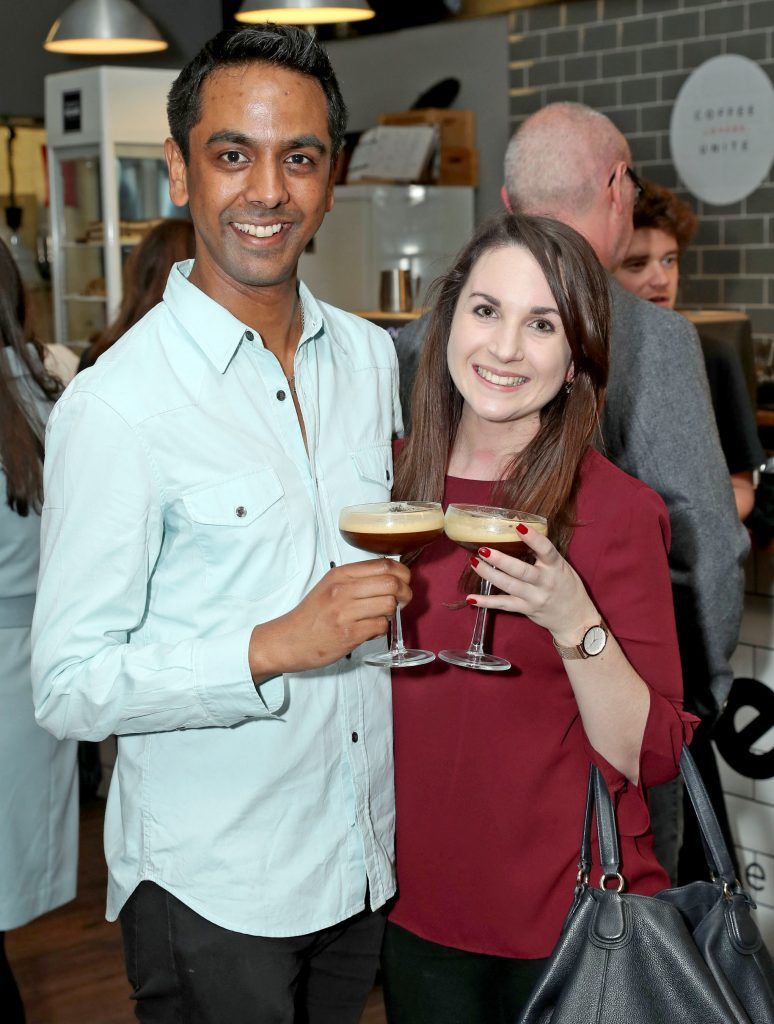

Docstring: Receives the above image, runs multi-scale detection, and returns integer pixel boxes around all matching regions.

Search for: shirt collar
[163,260,329,374]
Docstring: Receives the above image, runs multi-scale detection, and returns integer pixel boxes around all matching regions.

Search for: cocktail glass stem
[390,606,408,661]
[465,580,492,662]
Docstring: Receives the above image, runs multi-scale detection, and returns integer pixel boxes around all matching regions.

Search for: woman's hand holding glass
[439,504,548,671]
[468,522,599,646]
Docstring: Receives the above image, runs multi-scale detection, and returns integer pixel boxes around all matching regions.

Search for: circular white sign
[669,54,774,206]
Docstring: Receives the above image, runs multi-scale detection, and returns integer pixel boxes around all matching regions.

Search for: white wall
[721,550,774,945]
[325,15,510,225]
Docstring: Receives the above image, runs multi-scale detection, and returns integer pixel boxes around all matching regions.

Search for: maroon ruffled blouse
[389,448,698,958]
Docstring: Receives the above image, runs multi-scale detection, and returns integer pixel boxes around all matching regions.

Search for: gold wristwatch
[552,622,609,660]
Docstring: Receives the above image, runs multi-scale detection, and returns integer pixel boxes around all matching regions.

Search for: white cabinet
[298,184,475,313]
[45,67,180,348]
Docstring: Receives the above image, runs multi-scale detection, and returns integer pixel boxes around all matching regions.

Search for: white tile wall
[717,753,755,800]
[737,847,774,908]
[726,794,774,856]
[719,552,774,946]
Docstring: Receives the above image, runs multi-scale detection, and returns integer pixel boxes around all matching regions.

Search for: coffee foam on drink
[445,515,548,544]
[339,505,445,534]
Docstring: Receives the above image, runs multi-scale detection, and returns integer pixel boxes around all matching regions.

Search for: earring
[563,380,573,394]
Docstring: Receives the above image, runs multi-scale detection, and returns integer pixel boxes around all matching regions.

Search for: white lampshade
[235,0,375,25]
[44,0,168,55]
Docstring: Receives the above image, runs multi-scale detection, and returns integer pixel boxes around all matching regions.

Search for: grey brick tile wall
[583,22,618,50]
[509,0,774,370]
[724,217,766,245]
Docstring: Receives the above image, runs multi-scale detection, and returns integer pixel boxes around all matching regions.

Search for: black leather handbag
[518,747,774,1024]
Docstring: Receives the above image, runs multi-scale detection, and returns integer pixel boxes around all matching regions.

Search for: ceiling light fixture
[235,0,375,26]
[44,0,168,55]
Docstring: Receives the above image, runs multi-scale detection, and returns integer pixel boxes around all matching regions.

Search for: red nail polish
[516,523,528,535]
[478,547,491,558]
[470,556,479,568]
[466,596,478,605]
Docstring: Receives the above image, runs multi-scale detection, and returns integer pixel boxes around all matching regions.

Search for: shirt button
[276,390,286,401]
[386,468,391,481]
[330,561,336,568]
[351,732,359,743]
[245,330,254,341]
[235,506,247,518]
[345,652,352,660]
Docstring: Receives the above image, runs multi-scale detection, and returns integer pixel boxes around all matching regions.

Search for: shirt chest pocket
[350,443,394,504]
[182,468,299,602]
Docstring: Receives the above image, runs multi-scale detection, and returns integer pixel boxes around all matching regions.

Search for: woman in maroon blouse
[382,213,698,1023]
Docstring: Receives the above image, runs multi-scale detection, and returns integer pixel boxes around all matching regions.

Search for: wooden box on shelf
[378,108,475,150]
[439,146,479,186]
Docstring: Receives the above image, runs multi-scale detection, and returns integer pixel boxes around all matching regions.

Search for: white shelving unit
[45,66,180,348]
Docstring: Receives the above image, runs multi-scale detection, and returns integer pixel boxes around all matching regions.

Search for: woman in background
[615,181,763,520]
[79,217,195,371]
[0,239,79,1023]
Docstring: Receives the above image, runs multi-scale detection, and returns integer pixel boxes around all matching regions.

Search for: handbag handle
[679,745,737,886]
[582,744,738,889]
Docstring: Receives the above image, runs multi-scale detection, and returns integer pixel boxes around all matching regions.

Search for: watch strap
[552,621,608,660]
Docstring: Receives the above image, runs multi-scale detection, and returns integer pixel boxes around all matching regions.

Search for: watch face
[583,625,607,656]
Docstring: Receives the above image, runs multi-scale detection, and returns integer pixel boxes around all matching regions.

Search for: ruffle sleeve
[578,475,700,836]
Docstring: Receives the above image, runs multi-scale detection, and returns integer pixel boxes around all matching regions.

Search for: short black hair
[167,24,347,163]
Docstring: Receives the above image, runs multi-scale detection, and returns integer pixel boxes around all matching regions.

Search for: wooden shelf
[679,308,749,325]
[355,309,425,321]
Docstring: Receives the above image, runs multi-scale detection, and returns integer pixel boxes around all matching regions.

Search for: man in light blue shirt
[32,25,410,1024]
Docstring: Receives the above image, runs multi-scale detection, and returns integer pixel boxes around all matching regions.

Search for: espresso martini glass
[339,501,445,667]
[439,504,549,672]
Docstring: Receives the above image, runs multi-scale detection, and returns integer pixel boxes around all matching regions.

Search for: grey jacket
[392,279,748,716]
[602,278,748,718]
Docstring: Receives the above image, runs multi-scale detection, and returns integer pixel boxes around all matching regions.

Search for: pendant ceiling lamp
[235,0,375,25]
[44,0,168,55]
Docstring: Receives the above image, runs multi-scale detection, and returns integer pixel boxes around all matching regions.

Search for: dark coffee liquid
[341,526,444,556]
[456,538,530,559]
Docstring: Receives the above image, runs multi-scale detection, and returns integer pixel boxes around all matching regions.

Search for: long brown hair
[0,239,63,516]
[394,213,610,558]
[82,218,195,368]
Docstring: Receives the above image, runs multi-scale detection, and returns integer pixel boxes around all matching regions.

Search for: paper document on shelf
[347,125,438,183]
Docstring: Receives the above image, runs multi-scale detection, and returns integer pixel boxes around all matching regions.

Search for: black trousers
[0,932,25,1024]
[381,922,548,1024]
[119,882,386,1024]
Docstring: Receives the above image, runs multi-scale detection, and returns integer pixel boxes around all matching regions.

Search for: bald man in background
[394,103,748,882]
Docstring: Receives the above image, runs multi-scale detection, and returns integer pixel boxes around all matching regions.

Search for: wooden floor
[6,800,387,1023]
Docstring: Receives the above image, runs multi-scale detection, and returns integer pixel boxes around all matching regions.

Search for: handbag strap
[679,744,737,886]
[578,744,739,889]
[592,767,621,880]
[578,769,594,878]
[578,765,621,881]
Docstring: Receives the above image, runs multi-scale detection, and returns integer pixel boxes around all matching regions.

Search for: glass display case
[45,67,180,349]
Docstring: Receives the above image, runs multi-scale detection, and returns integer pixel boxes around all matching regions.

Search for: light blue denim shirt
[31,261,402,936]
